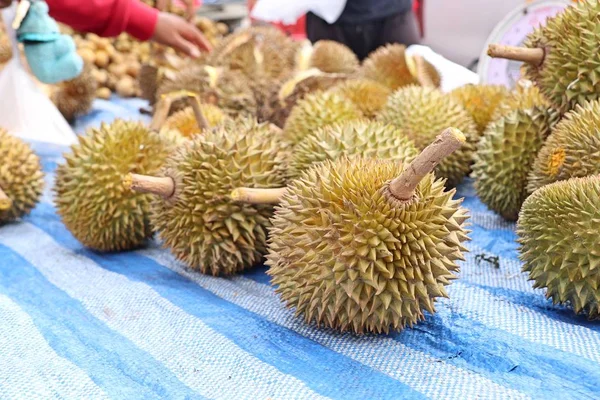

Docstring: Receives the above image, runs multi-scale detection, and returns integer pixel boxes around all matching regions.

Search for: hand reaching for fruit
[153,11,212,58]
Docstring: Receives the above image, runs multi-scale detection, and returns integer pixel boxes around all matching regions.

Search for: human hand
[152,11,212,58]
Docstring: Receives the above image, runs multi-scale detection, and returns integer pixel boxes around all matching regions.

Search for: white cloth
[250,0,346,24]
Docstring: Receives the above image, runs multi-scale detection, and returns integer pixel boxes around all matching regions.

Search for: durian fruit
[471,106,557,221]
[308,40,359,74]
[162,102,226,139]
[125,117,289,276]
[449,84,509,135]
[51,64,98,122]
[405,54,442,88]
[283,91,363,145]
[491,79,550,121]
[156,64,257,117]
[257,68,349,128]
[487,0,600,113]
[328,79,392,118]
[527,99,600,194]
[241,128,470,334]
[517,175,600,319]
[287,119,418,181]
[377,85,477,187]
[360,44,418,90]
[53,93,188,251]
[0,129,44,224]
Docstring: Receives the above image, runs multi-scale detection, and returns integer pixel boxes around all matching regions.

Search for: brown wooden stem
[151,90,204,131]
[389,128,466,201]
[0,186,12,211]
[487,44,544,66]
[188,98,209,131]
[230,187,287,204]
[124,173,175,199]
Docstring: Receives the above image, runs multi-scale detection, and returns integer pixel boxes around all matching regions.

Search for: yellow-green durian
[309,40,359,74]
[329,79,392,118]
[517,175,600,319]
[287,119,418,181]
[283,91,363,145]
[162,103,226,139]
[528,99,600,194]
[359,43,418,90]
[129,118,289,276]
[472,107,557,221]
[449,84,509,135]
[0,129,44,224]
[266,128,471,334]
[54,120,177,252]
[491,80,550,122]
[377,85,477,187]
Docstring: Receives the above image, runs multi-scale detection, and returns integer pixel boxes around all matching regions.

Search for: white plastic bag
[250,0,346,25]
[406,45,480,92]
[0,3,77,147]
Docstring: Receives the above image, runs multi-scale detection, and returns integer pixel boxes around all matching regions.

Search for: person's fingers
[184,0,195,21]
[181,24,213,52]
[173,35,201,58]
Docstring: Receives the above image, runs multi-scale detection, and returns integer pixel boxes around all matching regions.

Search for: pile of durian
[5,0,600,334]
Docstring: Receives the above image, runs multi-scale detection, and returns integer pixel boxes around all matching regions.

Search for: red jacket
[46,0,159,41]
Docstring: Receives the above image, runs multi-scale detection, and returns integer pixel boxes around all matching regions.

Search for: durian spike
[230,187,287,204]
[487,44,544,66]
[151,90,208,131]
[124,173,175,199]
[389,127,466,201]
[0,186,12,211]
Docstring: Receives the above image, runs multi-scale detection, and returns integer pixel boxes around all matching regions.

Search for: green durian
[283,91,363,145]
[287,119,418,181]
[472,107,557,221]
[359,43,418,90]
[309,40,359,74]
[487,0,600,113]
[517,175,600,319]
[264,128,471,334]
[126,118,289,276]
[54,120,177,252]
[449,84,509,135]
[0,128,44,224]
[377,85,477,187]
[328,79,392,118]
[527,99,600,194]
[491,80,550,122]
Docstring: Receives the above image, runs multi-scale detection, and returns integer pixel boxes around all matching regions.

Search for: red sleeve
[46,0,159,41]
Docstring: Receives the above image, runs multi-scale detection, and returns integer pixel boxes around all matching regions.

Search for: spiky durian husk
[0,129,44,223]
[491,83,549,122]
[359,44,418,90]
[328,79,392,118]
[54,120,176,252]
[51,64,97,121]
[287,119,418,181]
[517,175,600,319]
[150,118,289,276]
[283,91,363,145]
[527,99,600,194]
[309,40,359,74]
[521,0,600,113]
[156,64,257,117]
[162,103,226,138]
[377,85,477,187]
[450,84,509,135]
[266,156,471,334]
[471,107,557,221]
[420,58,442,88]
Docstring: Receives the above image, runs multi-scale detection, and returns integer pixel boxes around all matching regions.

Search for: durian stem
[188,97,210,131]
[487,44,544,66]
[150,96,172,131]
[151,90,205,131]
[389,128,465,201]
[230,187,287,204]
[124,173,175,199]
[0,186,12,211]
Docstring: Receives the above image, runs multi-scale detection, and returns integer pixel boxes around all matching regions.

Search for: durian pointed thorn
[389,128,465,201]
[230,187,287,204]
[124,173,175,199]
[487,44,544,66]
[0,186,12,211]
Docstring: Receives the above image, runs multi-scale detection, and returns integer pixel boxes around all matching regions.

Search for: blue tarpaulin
[1,97,599,400]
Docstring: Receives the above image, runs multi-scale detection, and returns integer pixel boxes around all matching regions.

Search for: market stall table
[1,96,599,400]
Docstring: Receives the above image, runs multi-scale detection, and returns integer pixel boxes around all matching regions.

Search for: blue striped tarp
[1,97,599,400]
